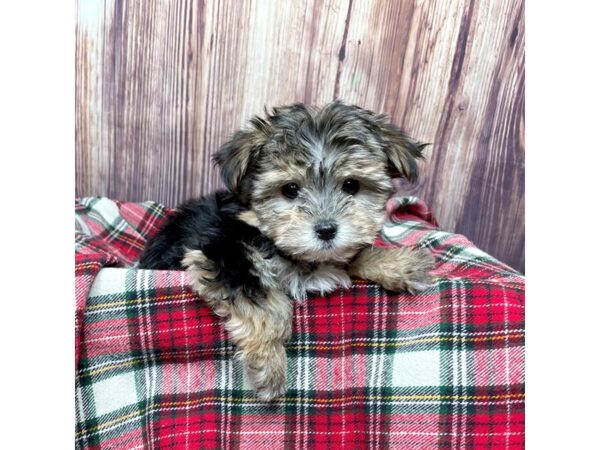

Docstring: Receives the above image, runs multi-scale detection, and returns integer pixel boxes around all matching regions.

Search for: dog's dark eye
[342,178,360,195]
[281,182,300,199]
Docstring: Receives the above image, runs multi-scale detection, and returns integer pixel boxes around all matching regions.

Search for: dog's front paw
[380,248,435,294]
[244,346,288,402]
[303,265,352,296]
[254,373,288,402]
[350,246,436,294]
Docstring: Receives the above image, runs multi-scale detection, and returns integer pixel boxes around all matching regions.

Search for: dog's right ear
[213,117,270,196]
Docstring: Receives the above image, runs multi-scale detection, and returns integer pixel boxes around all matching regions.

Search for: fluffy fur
[139,101,435,400]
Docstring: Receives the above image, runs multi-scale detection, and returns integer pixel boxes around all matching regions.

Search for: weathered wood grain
[76,0,525,272]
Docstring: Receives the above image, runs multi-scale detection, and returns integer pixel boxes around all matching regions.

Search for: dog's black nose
[315,221,337,241]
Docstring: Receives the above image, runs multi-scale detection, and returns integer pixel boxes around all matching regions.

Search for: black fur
[138,191,276,301]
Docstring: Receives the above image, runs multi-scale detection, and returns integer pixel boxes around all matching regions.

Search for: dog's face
[214,101,425,263]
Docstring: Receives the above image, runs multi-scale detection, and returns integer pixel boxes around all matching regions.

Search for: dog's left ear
[213,117,270,198]
[375,116,428,183]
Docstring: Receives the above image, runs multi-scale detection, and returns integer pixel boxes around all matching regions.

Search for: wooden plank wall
[76,0,525,273]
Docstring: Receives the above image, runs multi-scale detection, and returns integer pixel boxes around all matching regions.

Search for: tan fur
[349,246,435,294]
[225,289,292,401]
[182,249,231,316]
[237,210,261,227]
[183,249,292,401]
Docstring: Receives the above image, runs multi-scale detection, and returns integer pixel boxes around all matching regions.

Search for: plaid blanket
[75,196,524,449]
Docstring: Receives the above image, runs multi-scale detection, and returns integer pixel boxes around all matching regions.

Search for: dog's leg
[225,289,292,401]
[349,246,435,294]
[183,249,292,401]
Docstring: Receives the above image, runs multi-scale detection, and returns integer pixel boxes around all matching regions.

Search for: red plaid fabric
[75,196,524,449]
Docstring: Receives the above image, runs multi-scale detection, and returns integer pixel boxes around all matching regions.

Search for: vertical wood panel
[76,0,525,272]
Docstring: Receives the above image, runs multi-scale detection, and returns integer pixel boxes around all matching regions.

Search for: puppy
[139,101,434,400]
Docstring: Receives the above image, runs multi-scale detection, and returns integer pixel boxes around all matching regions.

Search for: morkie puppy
[139,101,434,400]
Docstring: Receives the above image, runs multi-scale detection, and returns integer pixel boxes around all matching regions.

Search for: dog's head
[214,101,426,263]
